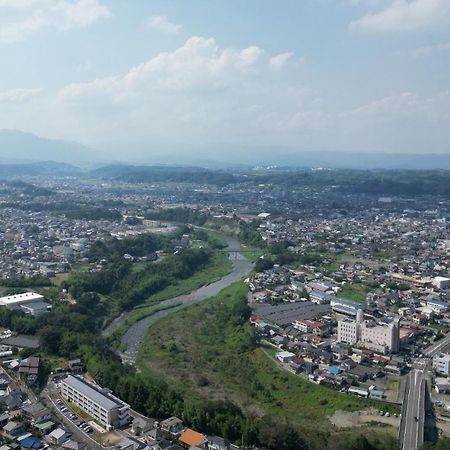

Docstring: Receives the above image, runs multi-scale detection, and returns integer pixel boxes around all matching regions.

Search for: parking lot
[55,397,94,434]
[41,377,109,450]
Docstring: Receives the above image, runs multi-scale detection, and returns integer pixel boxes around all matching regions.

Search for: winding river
[113,234,253,364]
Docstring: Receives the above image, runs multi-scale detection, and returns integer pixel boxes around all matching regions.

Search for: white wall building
[337,319,359,345]
[0,292,44,307]
[61,375,130,430]
[337,309,400,354]
[433,353,450,375]
[0,292,49,316]
[433,277,450,290]
[360,320,400,354]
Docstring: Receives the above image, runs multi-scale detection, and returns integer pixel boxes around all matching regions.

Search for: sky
[0,0,449,160]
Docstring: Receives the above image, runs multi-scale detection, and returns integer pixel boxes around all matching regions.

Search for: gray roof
[63,375,127,411]
[20,301,49,310]
[254,301,330,327]
[2,335,40,349]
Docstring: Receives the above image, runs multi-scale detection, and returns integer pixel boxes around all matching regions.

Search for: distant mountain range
[1,129,450,170]
[0,129,98,165]
[155,146,450,170]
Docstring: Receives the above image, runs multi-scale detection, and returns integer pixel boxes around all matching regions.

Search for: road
[117,234,253,364]
[400,359,426,450]
[399,334,450,450]
[423,333,450,357]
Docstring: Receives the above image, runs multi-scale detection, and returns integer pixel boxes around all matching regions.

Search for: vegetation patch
[137,253,232,307]
[138,282,395,427]
[339,283,377,303]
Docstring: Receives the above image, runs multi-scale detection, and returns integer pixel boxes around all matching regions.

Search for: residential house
[22,403,51,423]
[207,436,231,450]
[18,357,40,385]
[2,421,25,439]
[178,428,207,448]
[160,417,184,436]
[67,359,84,374]
[46,428,70,446]
[59,439,87,450]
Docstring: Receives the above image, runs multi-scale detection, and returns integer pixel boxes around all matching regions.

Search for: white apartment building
[433,353,450,375]
[61,375,130,430]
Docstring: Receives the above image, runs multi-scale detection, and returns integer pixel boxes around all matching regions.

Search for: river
[113,234,253,364]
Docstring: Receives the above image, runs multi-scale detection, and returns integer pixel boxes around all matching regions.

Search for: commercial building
[330,298,361,317]
[337,309,400,354]
[435,378,450,394]
[61,375,130,430]
[0,292,44,306]
[433,353,450,375]
[360,319,400,354]
[0,292,49,316]
[433,277,450,290]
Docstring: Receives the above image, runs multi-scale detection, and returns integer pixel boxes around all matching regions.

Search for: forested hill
[91,164,450,196]
[90,165,238,186]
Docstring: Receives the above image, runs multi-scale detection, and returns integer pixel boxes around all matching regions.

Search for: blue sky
[0,0,449,159]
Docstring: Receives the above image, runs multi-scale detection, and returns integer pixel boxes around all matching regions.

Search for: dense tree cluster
[92,165,238,186]
[89,233,172,262]
[145,207,209,226]
[0,275,52,287]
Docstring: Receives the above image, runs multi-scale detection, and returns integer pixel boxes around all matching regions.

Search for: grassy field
[108,252,233,345]
[324,252,382,272]
[339,283,377,303]
[138,281,397,428]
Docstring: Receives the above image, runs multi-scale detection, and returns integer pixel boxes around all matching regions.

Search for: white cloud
[48,35,450,155]
[60,37,269,100]
[409,42,450,58]
[0,88,42,102]
[0,0,111,43]
[269,52,294,70]
[146,15,182,34]
[54,36,314,147]
[351,0,450,32]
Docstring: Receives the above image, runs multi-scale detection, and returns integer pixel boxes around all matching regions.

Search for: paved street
[400,335,450,450]
[400,361,425,450]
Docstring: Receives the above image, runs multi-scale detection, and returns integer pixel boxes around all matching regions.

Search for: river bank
[109,234,253,364]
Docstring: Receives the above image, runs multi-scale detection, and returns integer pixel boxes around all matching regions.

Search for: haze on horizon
[0,0,449,162]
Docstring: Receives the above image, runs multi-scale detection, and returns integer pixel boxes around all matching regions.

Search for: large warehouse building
[0,292,50,316]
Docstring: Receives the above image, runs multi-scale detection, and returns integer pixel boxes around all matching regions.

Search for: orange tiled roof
[179,428,206,447]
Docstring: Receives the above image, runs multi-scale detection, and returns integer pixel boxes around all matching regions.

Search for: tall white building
[433,277,450,290]
[337,309,400,354]
[433,353,450,375]
[337,319,359,345]
[61,375,130,430]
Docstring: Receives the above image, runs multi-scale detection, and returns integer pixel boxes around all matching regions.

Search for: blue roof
[20,437,43,449]
[328,366,343,375]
